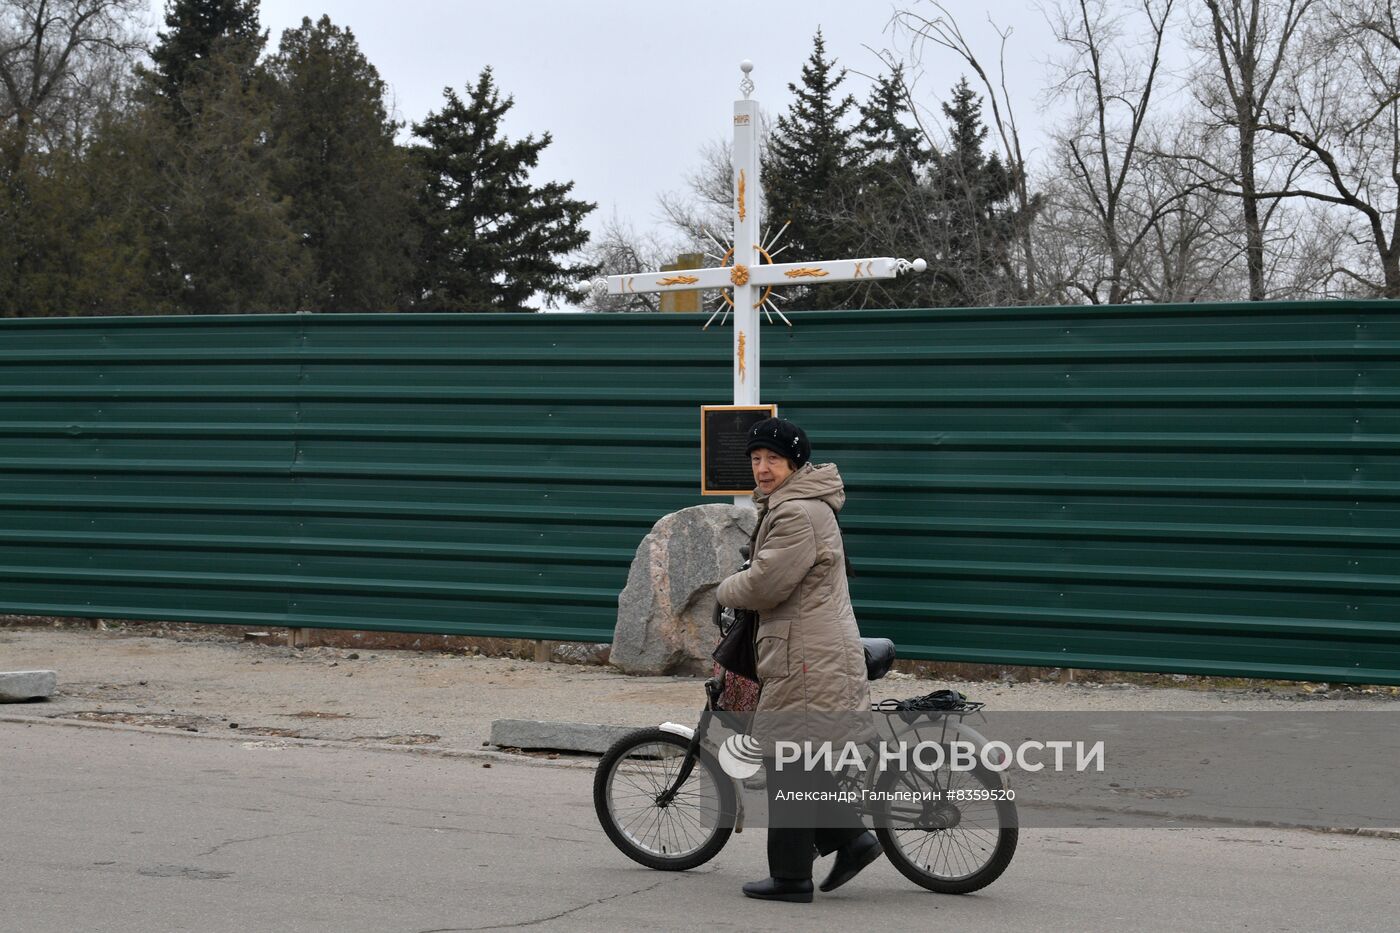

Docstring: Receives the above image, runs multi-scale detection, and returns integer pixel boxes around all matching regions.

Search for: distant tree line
[595,1,1400,310]
[8,1,1400,317]
[0,0,596,315]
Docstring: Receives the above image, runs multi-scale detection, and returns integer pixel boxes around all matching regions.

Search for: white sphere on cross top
[913,258,928,273]
[740,60,753,74]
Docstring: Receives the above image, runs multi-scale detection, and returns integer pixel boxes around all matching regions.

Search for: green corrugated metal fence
[2,302,1397,684]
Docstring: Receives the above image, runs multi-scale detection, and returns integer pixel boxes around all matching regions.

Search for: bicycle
[593,606,1019,894]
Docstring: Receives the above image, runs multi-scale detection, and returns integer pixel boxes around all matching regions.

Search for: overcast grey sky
[145,1,1071,244]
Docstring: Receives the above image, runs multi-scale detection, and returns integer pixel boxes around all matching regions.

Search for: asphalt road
[3,719,1397,933]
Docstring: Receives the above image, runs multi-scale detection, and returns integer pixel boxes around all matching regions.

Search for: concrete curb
[489,718,639,753]
[0,670,56,701]
[0,713,601,772]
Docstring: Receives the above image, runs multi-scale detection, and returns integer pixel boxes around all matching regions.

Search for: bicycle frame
[652,676,1006,814]
[652,675,725,807]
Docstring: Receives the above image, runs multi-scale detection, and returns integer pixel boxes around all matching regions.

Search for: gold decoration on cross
[784,267,829,279]
[738,332,747,381]
[737,170,747,221]
[658,275,700,286]
[718,246,774,310]
[730,264,750,286]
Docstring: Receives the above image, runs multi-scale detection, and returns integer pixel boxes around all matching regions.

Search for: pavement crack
[415,877,673,931]
[195,830,315,857]
[270,788,486,819]
[381,821,592,846]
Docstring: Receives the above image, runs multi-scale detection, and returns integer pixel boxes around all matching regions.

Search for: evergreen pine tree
[852,66,937,309]
[0,144,88,315]
[266,16,415,311]
[66,106,170,314]
[408,69,597,311]
[761,30,861,310]
[855,65,930,172]
[153,65,309,312]
[148,0,265,109]
[926,78,1020,307]
[132,0,310,312]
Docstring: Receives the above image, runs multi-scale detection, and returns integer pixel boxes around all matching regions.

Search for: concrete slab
[488,718,639,753]
[0,670,56,702]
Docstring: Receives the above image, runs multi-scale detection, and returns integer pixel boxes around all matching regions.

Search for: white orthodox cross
[606,60,926,413]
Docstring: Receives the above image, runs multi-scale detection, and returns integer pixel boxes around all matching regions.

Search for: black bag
[711,604,759,682]
[872,689,975,712]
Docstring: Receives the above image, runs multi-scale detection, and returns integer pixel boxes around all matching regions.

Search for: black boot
[818,831,882,893]
[742,877,814,903]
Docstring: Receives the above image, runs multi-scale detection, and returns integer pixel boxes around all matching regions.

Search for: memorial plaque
[701,404,777,495]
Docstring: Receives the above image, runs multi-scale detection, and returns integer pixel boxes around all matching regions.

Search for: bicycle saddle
[862,637,896,681]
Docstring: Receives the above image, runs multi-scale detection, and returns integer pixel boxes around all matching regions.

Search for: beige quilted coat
[716,463,871,717]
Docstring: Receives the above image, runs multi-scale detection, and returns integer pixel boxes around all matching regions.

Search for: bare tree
[582,139,737,312]
[1191,0,1317,299]
[1242,0,1400,295]
[1042,0,1202,304]
[1128,123,1248,300]
[656,137,736,248]
[580,213,668,312]
[1271,201,1366,296]
[0,0,145,171]
[887,2,1040,299]
[598,133,774,314]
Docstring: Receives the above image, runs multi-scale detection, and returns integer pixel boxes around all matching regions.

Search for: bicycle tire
[594,727,736,871]
[871,753,1018,894]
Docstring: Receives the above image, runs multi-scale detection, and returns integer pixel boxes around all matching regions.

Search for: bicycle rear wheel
[594,727,736,871]
[872,755,1018,894]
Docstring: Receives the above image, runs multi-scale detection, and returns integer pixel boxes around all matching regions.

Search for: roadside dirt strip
[6,627,1394,757]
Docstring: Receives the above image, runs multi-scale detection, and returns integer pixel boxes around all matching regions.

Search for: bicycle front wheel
[593,727,735,871]
[872,754,1018,894]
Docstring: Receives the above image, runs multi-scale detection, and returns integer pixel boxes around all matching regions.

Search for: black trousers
[764,758,867,880]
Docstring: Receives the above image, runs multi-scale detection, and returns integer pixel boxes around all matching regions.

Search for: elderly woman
[716,417,882,903]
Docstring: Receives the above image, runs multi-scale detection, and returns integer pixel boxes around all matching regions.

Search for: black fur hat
[746,417,810,468]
